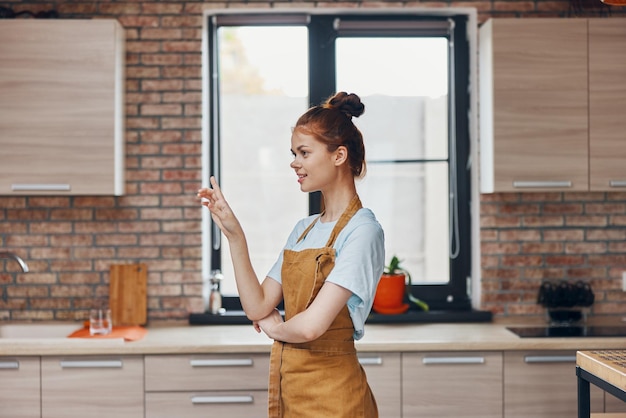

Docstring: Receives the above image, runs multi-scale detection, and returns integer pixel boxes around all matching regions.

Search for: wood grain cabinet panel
[145,354,270,418]
[0,357,40,418]
[589,19,626,191]
[144,353,270,391]
[145,390,268,418]
[0,19,125,196]
[504,351,604,417]
[359,353,401,418]
[480,19,589,193]
[41,356,143,418]
[402,351,503,418]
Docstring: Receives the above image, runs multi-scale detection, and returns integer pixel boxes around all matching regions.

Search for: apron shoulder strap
[325,195,363,248]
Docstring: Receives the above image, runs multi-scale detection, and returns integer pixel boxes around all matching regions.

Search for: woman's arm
[197,176,282,320]
[256,281,352,343]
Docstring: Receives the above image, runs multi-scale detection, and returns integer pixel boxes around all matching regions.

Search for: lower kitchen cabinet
[0,357,40,418]
[359,352,402,417]
[144,353,270,417]
[504,351,604,417]
[145,390,268,418]
[41,356,143,418]
[605,393,626,413]
[402,351,503,418]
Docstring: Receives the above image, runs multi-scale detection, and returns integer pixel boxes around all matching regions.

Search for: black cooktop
[507,325,626,338]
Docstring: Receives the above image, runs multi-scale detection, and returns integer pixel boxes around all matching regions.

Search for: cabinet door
[0,357,40,418]
[145,354,270,391]
[605,392,626,413]
[145,390,268,418]
[0,19,125,196]
[41,356,143,418]
[589,19,626,191]
[359,352,401,418]
[504,351,604,417]
[403,351,503,418]
[480,19,588,192]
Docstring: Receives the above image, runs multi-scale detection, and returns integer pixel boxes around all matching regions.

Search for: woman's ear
[334,146,348,166]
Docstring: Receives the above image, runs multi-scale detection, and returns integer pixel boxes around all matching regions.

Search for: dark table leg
[577,366,590,418]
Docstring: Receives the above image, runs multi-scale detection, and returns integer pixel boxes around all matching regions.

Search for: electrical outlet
[622,272,626,292]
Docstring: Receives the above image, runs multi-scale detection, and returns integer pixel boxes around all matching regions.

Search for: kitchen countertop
[2,319,626,356]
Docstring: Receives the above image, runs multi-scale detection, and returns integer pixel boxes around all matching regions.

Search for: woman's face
[290,130,338,193]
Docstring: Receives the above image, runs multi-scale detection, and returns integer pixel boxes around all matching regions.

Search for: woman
[198,92,385,417]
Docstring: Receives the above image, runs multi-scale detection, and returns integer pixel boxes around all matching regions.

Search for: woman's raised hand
[197,176,242,238]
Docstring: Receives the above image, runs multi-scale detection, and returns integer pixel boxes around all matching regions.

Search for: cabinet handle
[609,180,626,188]
[190,358,253,367]
[358,356,383,366]
[513,181,572,189]
[191,395,254,404]
[524,355,576,363]
[422,356,485,365]
[0,361,19,369]
[12,184,71,192]
[60,360,123,368]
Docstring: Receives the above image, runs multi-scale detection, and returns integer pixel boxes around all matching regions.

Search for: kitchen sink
[0,322,83,339]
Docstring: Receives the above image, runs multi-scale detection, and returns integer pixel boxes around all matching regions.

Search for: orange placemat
[68,326,147,342]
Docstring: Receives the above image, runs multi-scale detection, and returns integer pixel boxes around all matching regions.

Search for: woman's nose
[290,159,299,169]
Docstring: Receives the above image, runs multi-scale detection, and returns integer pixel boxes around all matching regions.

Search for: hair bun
[325,92,365,119]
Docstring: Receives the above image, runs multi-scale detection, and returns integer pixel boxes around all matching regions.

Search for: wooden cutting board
[109,263,147,326]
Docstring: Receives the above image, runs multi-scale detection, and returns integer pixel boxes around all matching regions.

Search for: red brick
[545,255,585,265]
[141,104,183,116]
[140,29,183,40]
[543,229,584,241]
[118,15,160,28]
[95,234,139,246]
[521,242,564,254]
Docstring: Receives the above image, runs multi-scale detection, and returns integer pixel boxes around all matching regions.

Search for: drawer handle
[12,184,71,192]
[60,360,123,369]
[524,355,576,363]
[513,181,572,189]
[422,357,485,364]
[190,358,254,367]
[358,357,383,366]
[191,395,254,404]
[422,357,485,365]
[609,180,626,188]
[0,361,19,369]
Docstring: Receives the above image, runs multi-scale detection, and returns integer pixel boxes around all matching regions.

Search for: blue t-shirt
[267,208,385,340]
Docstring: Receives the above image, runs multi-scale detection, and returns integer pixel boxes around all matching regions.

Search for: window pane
[336,37,450,284]
[218,27,309,295]
[336,38,449,161]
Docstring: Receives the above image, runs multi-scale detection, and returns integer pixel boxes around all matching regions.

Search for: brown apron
[268,195,378,418]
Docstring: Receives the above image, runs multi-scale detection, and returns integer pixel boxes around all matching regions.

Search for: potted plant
[373,256,429,314]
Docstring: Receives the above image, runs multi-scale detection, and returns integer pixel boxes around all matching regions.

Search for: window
[203,10,476,311]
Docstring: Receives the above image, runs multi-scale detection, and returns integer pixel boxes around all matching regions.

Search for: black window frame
[206,11,473,312]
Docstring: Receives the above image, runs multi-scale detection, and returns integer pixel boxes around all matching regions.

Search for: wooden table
[577,350,626,418]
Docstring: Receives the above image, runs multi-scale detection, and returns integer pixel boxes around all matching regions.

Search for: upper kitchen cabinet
[0,19,125,196]
[480,18,626,193]
[479,19,589,193]
[589,20,626,191]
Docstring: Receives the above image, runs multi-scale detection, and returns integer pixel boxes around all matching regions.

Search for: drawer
[144,354,270,391]
[145,390,268,418]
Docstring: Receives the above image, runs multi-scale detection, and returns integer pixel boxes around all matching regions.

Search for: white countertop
[2,320,626,356]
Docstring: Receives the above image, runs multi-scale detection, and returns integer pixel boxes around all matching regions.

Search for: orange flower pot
[373,273,406,309]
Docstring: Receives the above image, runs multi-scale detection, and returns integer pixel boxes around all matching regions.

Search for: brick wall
[0,0,624,322]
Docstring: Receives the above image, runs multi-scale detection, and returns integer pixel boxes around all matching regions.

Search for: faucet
[0,252,29,272]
